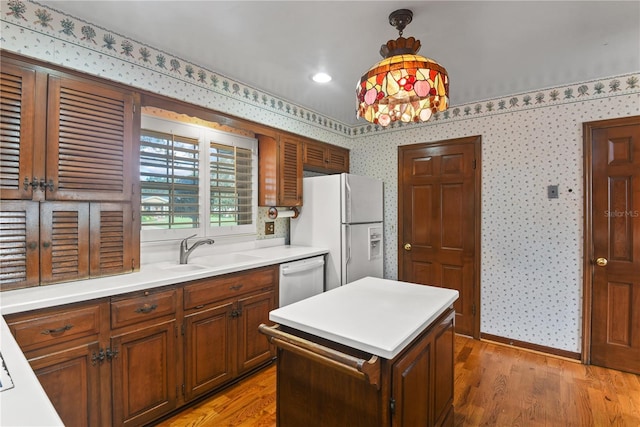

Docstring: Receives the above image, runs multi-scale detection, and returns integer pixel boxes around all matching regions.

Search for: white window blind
[210,142,253,227]
[140,129,199,229]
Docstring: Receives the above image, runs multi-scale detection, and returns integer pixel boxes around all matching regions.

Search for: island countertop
[268,276,459,359]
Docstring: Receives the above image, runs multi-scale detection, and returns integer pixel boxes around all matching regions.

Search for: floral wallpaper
[349,91,639,353]
[2,0,639,353]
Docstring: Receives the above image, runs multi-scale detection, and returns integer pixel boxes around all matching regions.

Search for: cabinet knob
[595,257,608,267]
[404,243,412,251]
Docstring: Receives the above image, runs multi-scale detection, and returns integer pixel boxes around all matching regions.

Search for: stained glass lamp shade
[356,9,449,126]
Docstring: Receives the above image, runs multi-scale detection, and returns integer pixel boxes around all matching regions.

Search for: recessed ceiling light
[312,72,332,83]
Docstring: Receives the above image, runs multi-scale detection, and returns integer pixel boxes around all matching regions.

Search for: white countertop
[269,277,459,359]
[0,318,64,426]
[0,243,327,426]
[1,244,328,315]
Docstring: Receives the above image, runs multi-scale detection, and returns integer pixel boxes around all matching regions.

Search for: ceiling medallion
[356,9,449,126]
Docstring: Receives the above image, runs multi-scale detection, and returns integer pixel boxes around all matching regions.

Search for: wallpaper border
[1,0,639,139]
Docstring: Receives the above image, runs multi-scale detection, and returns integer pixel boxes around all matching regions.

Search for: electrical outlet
[265,221,275,235]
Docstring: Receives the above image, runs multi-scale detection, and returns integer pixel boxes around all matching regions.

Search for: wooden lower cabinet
[30,340,104,427]
[391,309,454,427]
[5,300,111,427]
[183,267,278,403]
[6,265,278,426]
[110,319,178,427]
[237,290,276,374]
[184,301,235,401]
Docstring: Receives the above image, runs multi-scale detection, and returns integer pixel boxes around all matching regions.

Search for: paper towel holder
[268,207,299,220]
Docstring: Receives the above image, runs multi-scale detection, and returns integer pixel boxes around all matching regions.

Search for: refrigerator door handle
[344,175,351,224]
[345,224,351,266]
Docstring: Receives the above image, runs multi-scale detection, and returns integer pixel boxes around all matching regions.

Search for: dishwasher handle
[280,258,325,276]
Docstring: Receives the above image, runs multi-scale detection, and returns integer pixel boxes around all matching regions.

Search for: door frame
[397,136,482,339]
[581,115,640,364]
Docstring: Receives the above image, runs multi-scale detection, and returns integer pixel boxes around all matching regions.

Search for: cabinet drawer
[7,304,102,351]
[111,288,177,329]
[184,266,277,310]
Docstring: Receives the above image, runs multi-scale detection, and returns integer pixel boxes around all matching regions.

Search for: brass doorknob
[404,243,412,251]
[596,257,608,267]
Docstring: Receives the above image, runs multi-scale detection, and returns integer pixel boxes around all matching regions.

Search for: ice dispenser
[368,226,383,260]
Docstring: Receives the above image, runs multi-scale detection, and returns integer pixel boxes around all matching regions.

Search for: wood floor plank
[155,335,640,427]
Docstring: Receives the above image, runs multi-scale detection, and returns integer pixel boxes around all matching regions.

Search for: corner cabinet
[257,134,303,207]
[302,139,350,174]
[5,300,111,427]
[0,54,140,290]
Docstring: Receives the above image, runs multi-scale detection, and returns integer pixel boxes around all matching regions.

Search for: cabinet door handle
[39,178,54,192]
[229,284,243,291]
[91,349,106,366]
[106,348,119,360]
[135,303,158,314]
[41,324,73,335]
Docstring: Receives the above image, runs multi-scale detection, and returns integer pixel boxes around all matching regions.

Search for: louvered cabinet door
[278,136,303,206]
[46,75,134,201]
[0,62,37,200]
[89,203,133,277]
[40,202,90,285]
[0,201,40,290]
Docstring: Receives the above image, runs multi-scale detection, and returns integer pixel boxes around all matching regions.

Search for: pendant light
[356,9,449,126]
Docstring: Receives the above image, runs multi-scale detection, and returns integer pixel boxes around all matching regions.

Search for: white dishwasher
[279,255,325,307]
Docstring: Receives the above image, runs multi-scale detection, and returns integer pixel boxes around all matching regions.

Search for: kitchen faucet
[179,234,215,264]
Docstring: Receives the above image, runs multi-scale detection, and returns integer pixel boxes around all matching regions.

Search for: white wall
[2,1,639,353]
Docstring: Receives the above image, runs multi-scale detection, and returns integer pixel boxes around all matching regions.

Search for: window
[140,115,257,242]
[140,130,199,229]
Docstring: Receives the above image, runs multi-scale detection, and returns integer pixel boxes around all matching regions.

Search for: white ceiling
[38,1,640,126]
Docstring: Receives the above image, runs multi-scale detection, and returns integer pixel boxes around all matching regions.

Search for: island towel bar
[258,323,381,389]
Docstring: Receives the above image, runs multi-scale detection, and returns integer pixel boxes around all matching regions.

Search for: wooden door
[111,320,178,427]
[585,116,640,374]
[398,136,480,337]
[29,341,103,427]
[183,302,234,401]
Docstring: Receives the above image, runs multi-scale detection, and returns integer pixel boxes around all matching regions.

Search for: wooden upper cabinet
[303,139,349,174]
[0,61,38,200]
[1,59,138,203]
[46,75,135,202]
[0,201,40,290]
[258,134,302,207]
[40,201,91,285]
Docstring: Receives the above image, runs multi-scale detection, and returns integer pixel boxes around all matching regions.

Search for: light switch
[548,185,559,199]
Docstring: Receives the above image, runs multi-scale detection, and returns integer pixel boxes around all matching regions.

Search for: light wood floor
[156,335,640,426]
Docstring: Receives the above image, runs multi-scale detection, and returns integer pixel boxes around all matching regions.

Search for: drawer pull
[41,324,73,335]
[230,284,243,291]
[135,304,158,314]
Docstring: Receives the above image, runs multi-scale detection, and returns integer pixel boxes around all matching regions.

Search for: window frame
[140,115,258,243]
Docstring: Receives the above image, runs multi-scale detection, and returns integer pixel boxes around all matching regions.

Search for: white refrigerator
[290,173,384,291]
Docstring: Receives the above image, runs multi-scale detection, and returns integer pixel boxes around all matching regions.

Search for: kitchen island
[260,277,459,427]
